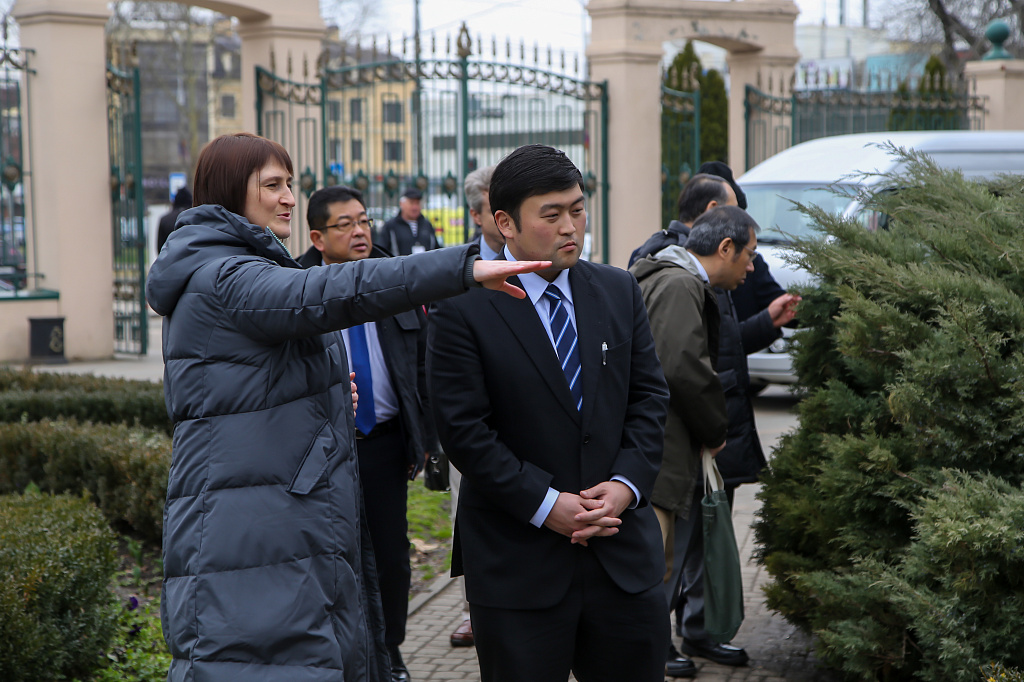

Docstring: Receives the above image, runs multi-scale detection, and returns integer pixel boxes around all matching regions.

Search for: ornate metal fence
[257,24,609,262]
[0,47,32,294]
[661,84,700,229]
[745,73,987,169]
[107,56,147,355]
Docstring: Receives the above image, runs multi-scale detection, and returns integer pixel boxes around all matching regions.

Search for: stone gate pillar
[12,0,114,360]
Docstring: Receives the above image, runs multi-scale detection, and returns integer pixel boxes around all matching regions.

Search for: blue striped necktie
[349,324,376,434]
[543,284,582,411]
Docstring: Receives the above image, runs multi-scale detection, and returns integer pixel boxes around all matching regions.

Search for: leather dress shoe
[388,645,411,682]
[681,638,749,667]
[449,618,474,647]
[666,643,697,678]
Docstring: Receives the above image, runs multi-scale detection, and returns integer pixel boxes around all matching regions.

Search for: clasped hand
[543,481,635,547]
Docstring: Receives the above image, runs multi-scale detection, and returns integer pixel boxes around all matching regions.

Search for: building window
[382,100,403,124]
[330,138,343,163]
[328,100,341,123]
[350,98,364,124]
[220,94,236,119]
[383,140,404,162]
[351,139,363,162]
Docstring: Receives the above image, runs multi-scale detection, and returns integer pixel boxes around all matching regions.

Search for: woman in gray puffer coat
[146,133,543,682]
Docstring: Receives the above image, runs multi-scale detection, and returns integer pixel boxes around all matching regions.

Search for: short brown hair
[192,133,293,216]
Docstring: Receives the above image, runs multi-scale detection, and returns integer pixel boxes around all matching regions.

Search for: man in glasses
[301,185,442,682]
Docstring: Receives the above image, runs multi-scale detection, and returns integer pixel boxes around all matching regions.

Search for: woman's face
[243,160,295,239]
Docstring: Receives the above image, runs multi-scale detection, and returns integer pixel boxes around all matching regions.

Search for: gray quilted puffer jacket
[146,204,475,682]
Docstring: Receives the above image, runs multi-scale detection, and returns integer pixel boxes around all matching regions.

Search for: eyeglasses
[742,245,758,259]
[320,217,374,232]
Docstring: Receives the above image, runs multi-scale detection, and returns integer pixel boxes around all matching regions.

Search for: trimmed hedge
[0,368,169,432]
[0,420,171,542]
[0,491,120,682]
[754,147,1024,679]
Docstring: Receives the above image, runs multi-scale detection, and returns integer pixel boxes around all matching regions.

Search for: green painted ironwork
[106,61,147,355]
[256,23,610,263]
[0,48,33,294]
[661,84,700,229]
[745,75,986,170]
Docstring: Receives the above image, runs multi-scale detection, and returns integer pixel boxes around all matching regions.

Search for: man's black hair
[306,185,366,231]
[489,144,584,230]
[677,173,731,223]
[697,161,747,210]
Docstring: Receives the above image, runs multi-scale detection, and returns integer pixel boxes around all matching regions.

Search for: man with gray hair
[464,165,503,261]
[629,204,763,677]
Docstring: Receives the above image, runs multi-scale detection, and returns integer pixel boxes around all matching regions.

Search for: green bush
[0,420,171,542]
[754,147,1024,680]
[0,490,120,682]
[0,368,169,432]
[83,595,172,682]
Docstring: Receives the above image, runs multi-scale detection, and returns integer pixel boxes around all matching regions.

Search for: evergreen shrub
[754,147,1024,680]
[0,367,169,432]
[0,490,120,682]
[0,420,171,542]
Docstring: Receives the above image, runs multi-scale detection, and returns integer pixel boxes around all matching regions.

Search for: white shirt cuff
[611,475,640,509]
[530,487,560,527]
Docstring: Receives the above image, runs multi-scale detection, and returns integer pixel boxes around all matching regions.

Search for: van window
[744,184,855,244]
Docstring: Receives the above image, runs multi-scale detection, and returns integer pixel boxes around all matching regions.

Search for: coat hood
[629,245,702,283]
[147,204,300,316]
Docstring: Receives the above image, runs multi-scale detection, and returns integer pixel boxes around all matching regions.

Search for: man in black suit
[301,185,441,682]
[427,144,671,682]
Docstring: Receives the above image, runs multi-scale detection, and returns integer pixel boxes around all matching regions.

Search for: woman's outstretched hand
[472,259,552,298]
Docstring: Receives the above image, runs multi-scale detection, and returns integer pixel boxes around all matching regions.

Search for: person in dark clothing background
[378,187,441,255]
[156,187,192,253]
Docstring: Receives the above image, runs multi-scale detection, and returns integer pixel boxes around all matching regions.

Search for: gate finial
[457,23,472,58]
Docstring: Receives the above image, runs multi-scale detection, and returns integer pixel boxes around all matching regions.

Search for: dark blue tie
[544,284,582,412]
[349,324,376,434]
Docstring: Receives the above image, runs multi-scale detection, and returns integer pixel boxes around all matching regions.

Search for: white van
[739,130,1024,389]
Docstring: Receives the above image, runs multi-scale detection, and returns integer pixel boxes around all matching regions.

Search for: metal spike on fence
[372,36,377,62]
[492,36,497,58]
[402,34,407,58]
[561,49,565,71]
[477,34,482,55]
[431,32,437,56]
[270,49,277,73]
[355,40,361,66]
[387,35,392,59]
[574,53,579,75]
[446,33,451,56]
[547,45,552,67]
[520,39,525,62]
[789,71,796,92]
[768,71,773,92]
[506,37,512,59]
[304,54,309,78]
[756,70,762,89]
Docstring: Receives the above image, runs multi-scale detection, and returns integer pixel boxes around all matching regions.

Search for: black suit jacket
[298,245,438,470]
[426,259,670,610]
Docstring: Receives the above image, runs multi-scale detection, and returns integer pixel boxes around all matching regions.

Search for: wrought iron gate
[256,24,609,262]
[107,60,147,355]
[661,84,700,229]
[745,73,987,169]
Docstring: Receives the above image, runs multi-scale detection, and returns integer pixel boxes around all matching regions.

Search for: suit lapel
[569,264,605,430]
[490,275,582,425]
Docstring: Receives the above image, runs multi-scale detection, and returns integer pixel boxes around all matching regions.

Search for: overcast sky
[365,0,870,63]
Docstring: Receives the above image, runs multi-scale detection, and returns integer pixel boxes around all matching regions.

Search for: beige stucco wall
[965,59,1024,131]
[587,0,798,267]
[13,0,114,362]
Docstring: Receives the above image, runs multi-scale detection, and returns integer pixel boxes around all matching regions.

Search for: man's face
[497,187,585,282]
[470,190,503,252]
[721,228,757,290]
[311,198,372,264]
[399,196,422,221]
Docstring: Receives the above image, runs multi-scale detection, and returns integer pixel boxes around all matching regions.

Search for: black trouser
[470,548,668,682]
[356,427,410,647]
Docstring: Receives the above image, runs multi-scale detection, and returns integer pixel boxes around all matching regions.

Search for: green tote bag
[701,450,744,643]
